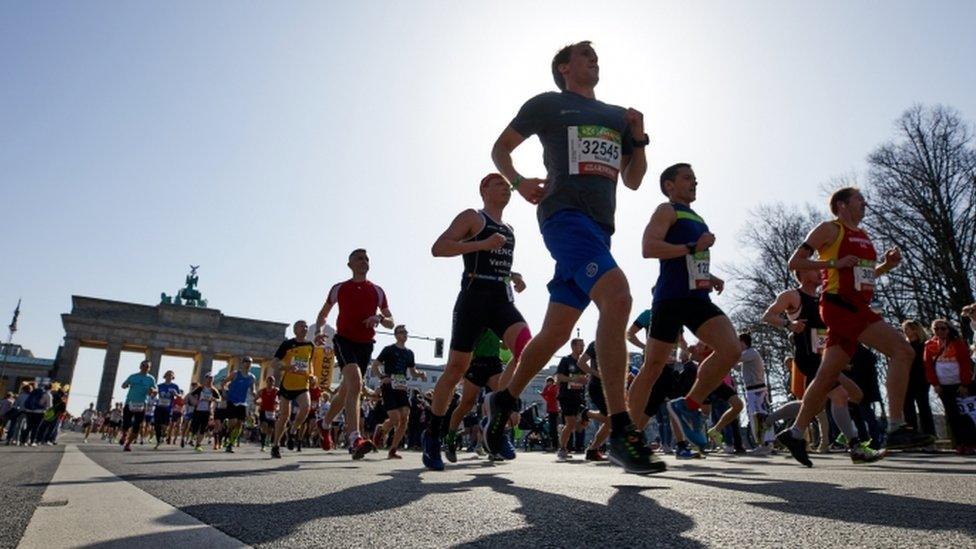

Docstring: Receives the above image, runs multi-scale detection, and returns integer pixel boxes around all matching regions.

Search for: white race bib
[853,260,875,291]
[158,397,171,407]
[392,374,409,391]
[935,360,962,385]
[567,125,622,180]
[568,382,584,390]
[685,251,711,290]
[811,328,828,354]
[128,402,145,412]
[957,396,976,425]
[292,360,309,374]
[264,410,277,420]
[217,400,228,409]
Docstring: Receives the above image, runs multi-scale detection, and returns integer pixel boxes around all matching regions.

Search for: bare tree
[863,105,976,336]
[726,203,824,402]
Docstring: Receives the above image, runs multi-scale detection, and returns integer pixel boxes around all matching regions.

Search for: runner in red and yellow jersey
[777,187,935,467]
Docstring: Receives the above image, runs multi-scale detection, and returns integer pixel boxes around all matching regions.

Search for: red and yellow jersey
[818,221,877,304]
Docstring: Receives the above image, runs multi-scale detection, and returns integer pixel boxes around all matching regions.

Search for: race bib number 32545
[567,125,622,180]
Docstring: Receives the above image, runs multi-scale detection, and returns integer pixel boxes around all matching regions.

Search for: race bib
[217,400,228,409]
[506,281,514,303]
[935,360,962,385]
[128,402,145,412]
[811,328,828,354]
[158,397,171,407]
[392,374,409,391]
[853,260,875,291]
[292,359,309,374]
[264,411,277,420]
[568,382,584,390]
[957,396,976,425]
[567,125,622,180]
[685,251,711,290]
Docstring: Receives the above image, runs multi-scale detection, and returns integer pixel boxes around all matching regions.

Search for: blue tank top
[653,203,712,302]
[227,372,254,405]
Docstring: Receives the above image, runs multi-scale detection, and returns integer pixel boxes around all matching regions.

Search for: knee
[893,341,915,364]
[597,289,632,319]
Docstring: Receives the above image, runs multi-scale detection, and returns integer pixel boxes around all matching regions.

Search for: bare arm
[788,222,846,272]
[492,126,545,204]
[378,307,394,330]
[431,209,490,257]
[627,323,645,349]
[577,354,598,378]
[315,301,335,337]
[761,290,805,333]
[642,203,685,259]
[620,108,647,190]
[370,360,384,382]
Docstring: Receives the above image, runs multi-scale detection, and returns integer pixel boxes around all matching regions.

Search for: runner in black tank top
[423,174,530,471]
[791,289,827,380]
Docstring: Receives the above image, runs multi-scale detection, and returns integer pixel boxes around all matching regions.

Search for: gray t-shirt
[509,91,634,234]
[737,347,766,388]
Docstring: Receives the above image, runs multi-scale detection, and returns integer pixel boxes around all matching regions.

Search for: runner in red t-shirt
[315,248,395,460]
[257,379,278,451]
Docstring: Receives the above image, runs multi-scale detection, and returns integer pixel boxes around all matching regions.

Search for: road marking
[19,445,249,548]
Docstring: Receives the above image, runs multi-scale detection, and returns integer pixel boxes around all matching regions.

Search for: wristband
[511,174,524,190]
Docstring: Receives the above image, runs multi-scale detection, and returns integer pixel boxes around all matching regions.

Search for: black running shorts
[464,356,504,388]
[650,298,725,343]
[450,286,525,353]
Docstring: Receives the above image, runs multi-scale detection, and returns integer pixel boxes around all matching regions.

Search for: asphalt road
[4,432,975,548]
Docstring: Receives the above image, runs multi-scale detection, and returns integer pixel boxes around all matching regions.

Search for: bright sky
[3,2,974,415]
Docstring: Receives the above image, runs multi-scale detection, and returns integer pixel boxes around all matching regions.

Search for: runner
[179,382,197,448]
[81,403,96,443]
[370,325,427,459]
[270,321,315,459]
[760,269,875,463]
[630,163,741,453]
[484,41,660,474]
[577,341,611,461]
[142,389,156,445]
[257,376,278,452]
[153,370,181,450]
[422,175,530,470]
[222,357,257,453]
[443,328,517,463]
[187,374,221,452]
[733,334,775,455]
[303,376,323,451]
[315,250,393,460]
[119,360,156,452]
[777,186,934,467]
[168,392,185,445]
[106,402,123,442]
[555,338,588,461]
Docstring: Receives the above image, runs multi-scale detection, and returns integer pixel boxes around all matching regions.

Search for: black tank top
[462,211,515,289]
[791,289,826,360]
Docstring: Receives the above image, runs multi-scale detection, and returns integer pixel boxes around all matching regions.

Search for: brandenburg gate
[56,275,286,411]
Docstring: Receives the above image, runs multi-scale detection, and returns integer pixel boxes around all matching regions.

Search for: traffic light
[434,338,444,359]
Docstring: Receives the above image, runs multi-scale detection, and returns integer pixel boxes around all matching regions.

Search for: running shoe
[444,431,459,464]
[706,428,724,447]
[608,426,667,475]
[387,448,402,460]
[483,391,513,458]
[180,439,186,448]
[850,441,887,464]
[675,445,695,460]
[321,430,333,451]
[372,427,385,450]
[123,443,132,452]
[497,430,517,460]
[286,434,295,451]
[270,445,281,459]
[556,448,571,461]
[776,429,812,467]
[885,425,936,450]
[351,437,374,460]
[585,449,607,462]
[422,431,445,471]
[225,444,234,453]
[668,400,707,449]
[749,445,772,457]
[296,438,302,453]
[194,445,203,453]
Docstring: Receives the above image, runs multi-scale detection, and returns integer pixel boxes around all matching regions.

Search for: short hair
[829,187,859,215]
[571,338,584,347]
[140,360,151,368]
[348,248,367,261]
[738,333,752,347]
[659,163,692,196]
[551,41,591,91]
[293,319,307,329]
[480,173,504,197]
[394,324,407,334]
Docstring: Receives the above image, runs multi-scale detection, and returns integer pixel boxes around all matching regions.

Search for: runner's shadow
[457,474,701,548]
[21,463,301,487]
[676,474,976,536]
[174,467,471,544]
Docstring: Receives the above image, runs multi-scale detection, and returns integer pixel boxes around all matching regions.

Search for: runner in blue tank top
[484,41,664,475]
[222,357,257,453]
[628,163,742,451]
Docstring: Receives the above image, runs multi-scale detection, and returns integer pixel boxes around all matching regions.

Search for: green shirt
[473,330,501,359]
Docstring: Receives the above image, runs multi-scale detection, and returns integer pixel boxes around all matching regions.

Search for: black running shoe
[270,445,281,459]
[296,438,302,452]
[776,429,812,467]
[225,444,234,453]
[607,426,667,475]
[483,392,513,457]
[444,431,458,464]
[351,437,375,460]
[286,434,295,451]
[885,425,935,450]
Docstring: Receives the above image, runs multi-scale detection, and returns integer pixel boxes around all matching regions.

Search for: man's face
[164,372,174,382]
[139,362,150,374]
[482,176,512,206]
[667,167,698,202]
[394,327,408,345]
[571,340,584,355]
[348,251,370,276]
[294,322,308,339]
[240,359,252,372]
[563,43,599,88]
[839,191,867,221]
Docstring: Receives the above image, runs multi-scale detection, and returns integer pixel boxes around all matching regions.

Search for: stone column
[146,346,164,379]
[195,351,214,383]
[97,341,123,412]
[55,337,81,386]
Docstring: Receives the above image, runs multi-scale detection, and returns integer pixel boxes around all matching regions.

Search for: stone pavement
[2,433,974,548]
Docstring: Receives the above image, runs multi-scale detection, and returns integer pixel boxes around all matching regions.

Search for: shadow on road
[676,473,975,536]
[21,462,301,487]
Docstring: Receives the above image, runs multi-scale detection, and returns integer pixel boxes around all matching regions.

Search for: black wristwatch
[632,133,650,147]
[685,242,697,255]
